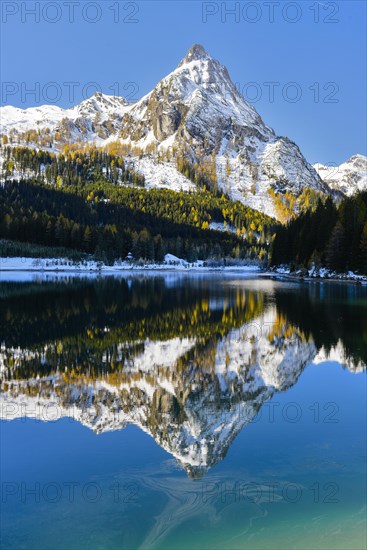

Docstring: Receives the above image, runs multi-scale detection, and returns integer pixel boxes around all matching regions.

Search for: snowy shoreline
[1,257,366,286]
[0,255,262,280]
[271,266,367,285]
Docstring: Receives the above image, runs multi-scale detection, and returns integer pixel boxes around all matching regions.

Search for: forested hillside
[1,145,146,186]
[270,192,367,274]
[0,176,276,263]
[2,146,365,272]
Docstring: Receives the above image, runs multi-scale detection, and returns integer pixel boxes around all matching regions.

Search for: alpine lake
[1,272,366,550]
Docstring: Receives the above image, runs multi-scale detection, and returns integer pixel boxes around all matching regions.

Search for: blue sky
[1,0,366,164]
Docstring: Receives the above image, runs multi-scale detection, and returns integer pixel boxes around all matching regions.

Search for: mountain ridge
[1,44,365,219]
[314,154,367,197]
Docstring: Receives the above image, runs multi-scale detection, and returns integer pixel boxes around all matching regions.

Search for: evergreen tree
[325,221,347,271]
[359,222,367,274]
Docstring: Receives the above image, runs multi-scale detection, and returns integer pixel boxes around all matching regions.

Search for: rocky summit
[1,45,365,219]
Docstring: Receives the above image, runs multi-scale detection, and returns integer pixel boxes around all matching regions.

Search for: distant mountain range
[1,44,366,219]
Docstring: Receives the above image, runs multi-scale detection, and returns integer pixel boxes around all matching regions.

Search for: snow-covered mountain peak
[174,44,233,91]
[2,44,358,218]
[124,43,271,156]
[167,44,263,123]
[178,43,211,65]
[74,92,129,117]
[314,154,367,196]
[348,153,366,163]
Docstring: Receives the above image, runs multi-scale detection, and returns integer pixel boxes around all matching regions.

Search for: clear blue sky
[1,0,366,165]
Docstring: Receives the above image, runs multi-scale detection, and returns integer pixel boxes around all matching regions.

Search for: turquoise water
[0,274,366,549]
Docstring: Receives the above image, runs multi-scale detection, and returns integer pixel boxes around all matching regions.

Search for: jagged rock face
[153,106,182,141]
[261,138,330,195]
[128,44,271,153]
[0,44,337,218]
[111,43,271,155]
[149,95,188,142]
[314,154,367,196]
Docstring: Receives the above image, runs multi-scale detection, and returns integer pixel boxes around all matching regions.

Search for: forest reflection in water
[1,274,366,477]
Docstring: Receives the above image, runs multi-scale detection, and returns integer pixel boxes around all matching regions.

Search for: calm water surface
[0,274,366,549]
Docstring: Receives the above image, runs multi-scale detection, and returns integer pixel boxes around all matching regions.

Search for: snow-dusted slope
[128,157,196,192]
[0,92,129,137]
[0,104,73,134]
[314,154,367,196]
[0,44,333,217]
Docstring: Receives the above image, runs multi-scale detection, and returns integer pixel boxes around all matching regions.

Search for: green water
[0,274,366,549]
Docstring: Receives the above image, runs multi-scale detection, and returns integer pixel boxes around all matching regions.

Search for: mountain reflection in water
[1,275,366,478]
